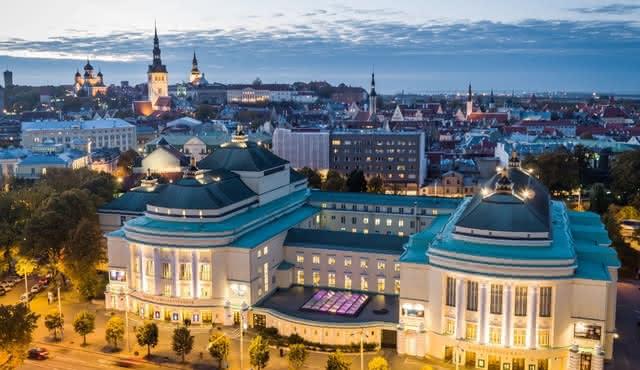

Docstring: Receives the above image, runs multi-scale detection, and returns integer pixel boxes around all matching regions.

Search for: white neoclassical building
[101,137,618,370]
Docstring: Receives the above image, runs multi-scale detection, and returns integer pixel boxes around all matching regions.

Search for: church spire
[467,83,472,102]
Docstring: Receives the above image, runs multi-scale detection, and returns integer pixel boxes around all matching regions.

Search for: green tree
[105,316,125,350]
[367,175,384,194]
[44,312,64,341]
[116,150,138,176]
[298,167,322,189]
[615,206,640,223]
[345,170,367,192]
[208,332,230,369]
[249,335,270,370]
[287,343,308,370]
[589,183,609,214]
[523,147,579,195]
[611,149,640,203]
[172,326,194,363]
[62,218,106,298]
[195,104,215,121]
[136,321,159,357]
[72,310,96,345]
[368,356,389,370]
[322,170,345,191]
[326,351,351,370]
[0,304,40,369]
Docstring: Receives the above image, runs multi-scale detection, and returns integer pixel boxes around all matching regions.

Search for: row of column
[136,247,201,299]
[454,278,538,349]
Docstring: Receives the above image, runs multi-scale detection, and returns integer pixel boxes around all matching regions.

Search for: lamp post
[239,302,248,370]
[350,329,369,370]
[125,294,131,353]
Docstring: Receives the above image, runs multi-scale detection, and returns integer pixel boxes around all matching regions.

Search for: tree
[523,147,579,195]
[62,218,106,298]
[135,321,159,357]
[195,104,215,121]
[253,77,263,86]
[0,304,40,369]
[345,170,367,192]
[298,167,322,189]
[249,335,270,370]
[589,183,609,214]
[287,343,308,370]
[208,332,231,369]
[615,206,640,223]
[116,150,138,176]
[611,149,640,203]
[367,175,384,194]
[105,316,125,350]
[368,356,389,370]
[326,351,351,370]
[322,170,345,191]
[72,310,96,345]
[44,312,64,341]
[172,326,194,363]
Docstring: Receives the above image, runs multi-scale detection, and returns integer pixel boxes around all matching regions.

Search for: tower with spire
[489,89,496,112]
[73,59,107,96]
[147,23,169,108]
[368,72,377,120]
[466,83,473,119]
[189,51,202,85]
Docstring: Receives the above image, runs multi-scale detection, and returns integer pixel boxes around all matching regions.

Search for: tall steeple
[466,83,473,119]
[369,71,377,119]
[192,51,198,69]
[152,22,162,66]
[148,23,169,108]
[489,89,496,111]
[190,50,202,84]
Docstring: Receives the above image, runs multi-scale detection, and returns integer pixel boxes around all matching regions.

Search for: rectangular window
[162,263,171,279]
[201,286,210,297]
[351,217,357,224]
[377,260,386,270]
[257,250,262,258]
[513,329,526,347]
[312,255,320,264]
[446,277,456,307]
[344,257,352,267]
[263,262,269,292]
[467,281,479,311]
[398,219,404,227]
[360,258,368,269]
[538,329,550,347]
[386,219,392,226]
[328,256,336,265]
[515,287,528,316]
[199,264,211,281]
[360,276,368,290]
[490,284,503,314]
[394,263,400,273]
[297,270,304,285]
[539,287,552,317]
[574,323,601,340]
[375,218,381,226]
[377,278,385,292]
[394,280,400,294]
[163,285,171,297]
[328,272,336,287]
[489,327,501,344]
[145,260,154,276]
[465,323,477,341]
[263,246,269,255]
[312,271,320,286]
[363,217,369,224]
[345,275,352,290]
[340,216,345,224]
[179,264,191,280]
[296,254,304,264]
[445,319,455,336]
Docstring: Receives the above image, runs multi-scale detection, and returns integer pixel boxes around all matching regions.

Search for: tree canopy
[44,312,64,340]
[0,304,40,369]
[72,310,96,345]
[298,167,322,189]
[287,344,308,370]
[322,170,346,191]
[105,315,125,350]
[611,149,640,203]
[345,170,367,192]
[136,321,159,357]
[172,326,194,363]
[208,332,230,369]
[249,335,270,370]
[326,351,351,370]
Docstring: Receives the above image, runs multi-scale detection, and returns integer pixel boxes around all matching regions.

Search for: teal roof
[309,190,461,210]
[198,142,288,172]
[233,206,319,248]
[277,261,295,270]
[284,228,409,255]
[100,185,167,214]
[399,215,450,264]
[290,168,306,183]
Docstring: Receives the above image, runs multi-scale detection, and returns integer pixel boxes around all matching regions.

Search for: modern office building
[272,127,330,171]
[21,119,136,151]
[329,130,426,194]
[101,133,618,370]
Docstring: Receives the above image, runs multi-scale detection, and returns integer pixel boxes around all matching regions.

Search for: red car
[38,278,49,286]
[27,347,49,360]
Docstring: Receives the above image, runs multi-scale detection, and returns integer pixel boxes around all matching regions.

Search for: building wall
[148,71,169,107]
[272,128,330,171]
[22,124,136,151]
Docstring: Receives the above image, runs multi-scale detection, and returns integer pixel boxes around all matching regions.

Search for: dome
[84,60,94,71]
[198,141,288,172]
[97,70,103,77]
[75,70,81,77]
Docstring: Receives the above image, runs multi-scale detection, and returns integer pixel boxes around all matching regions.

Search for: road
[606,279,640,370]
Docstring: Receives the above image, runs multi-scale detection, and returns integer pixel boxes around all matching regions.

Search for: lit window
[360,259,368,269]
[200,287,210,297]
[296,254,304,264]
[394,263,400,273]
[394,280,400,294]
[513,329,526,347]
[386,219,392,226]
[179,264,191,280]
[398,232,404,236]
[398,220,404,227]
[145,260,154,276]
[489,327,501,344]
[538,329,550,347]
[199,264,211,281]
[515,287,528,316]
[445,319,455,336]
[313,255,320,264]
[263,246,269,255]
[328,256,336,265]
[363,217,369,224]
[344,257,352,267]
[163,285,171,297]
[345,275,352,290]
[312,271,320,286]
[375,218,381,226]
[257,250,262,258]
[360,276,369,290]
[363,229,368,234]
[446,277,456,307]
[377,278,385,292]
[465,323,478,341]
[328,273,336,287]
[162,263,171,279]
[352,228,357,233]
[297,270,304,284]
[377,260,386,270]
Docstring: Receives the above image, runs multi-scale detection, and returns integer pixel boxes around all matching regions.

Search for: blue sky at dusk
[1,0,639,93]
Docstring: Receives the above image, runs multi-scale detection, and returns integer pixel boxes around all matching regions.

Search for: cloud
[569,3,640,15]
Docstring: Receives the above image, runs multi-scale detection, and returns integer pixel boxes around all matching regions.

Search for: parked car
[30,284,41,294]
[20,293,31,303]
[27,347,49,360]
[0,287,5,296]
[1,282,12,292]
[3,279,15,287]
[38,278,49,286]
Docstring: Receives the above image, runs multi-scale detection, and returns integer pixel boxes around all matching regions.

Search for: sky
[1,0,640,94]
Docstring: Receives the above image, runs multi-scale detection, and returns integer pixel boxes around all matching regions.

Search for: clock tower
[147,24,168,109]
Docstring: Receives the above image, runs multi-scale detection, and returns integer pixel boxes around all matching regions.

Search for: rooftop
[309,190,461,210]
[22,119,134,131]
[284,228,409,255]
[198,141,288,172]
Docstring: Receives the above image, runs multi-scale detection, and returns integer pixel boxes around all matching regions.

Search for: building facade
[74,60,108,96]
[148,25,169,110]
[272,128,330,171]
[329,130,426,194]
[101,137,618,370]
[21,119,136,151]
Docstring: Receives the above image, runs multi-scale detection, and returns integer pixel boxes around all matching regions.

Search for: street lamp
[350,329,369,370]
[239,302,248,370]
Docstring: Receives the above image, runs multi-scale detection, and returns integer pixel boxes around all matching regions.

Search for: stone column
[139,249,146,293]
[455,278,466,339]
[416,324,426,357]
[568,342,580,370]
[502,284,512,347]
[592,343,604,370]
[173,249,179,297]
[153,248,161,295]
[527,286,538,349]
[478,282,488,344]
[192,251,198,298]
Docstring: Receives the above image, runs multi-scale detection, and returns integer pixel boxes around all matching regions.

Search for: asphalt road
[606,280,640,370]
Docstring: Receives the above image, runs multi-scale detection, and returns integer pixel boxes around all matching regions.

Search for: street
[606,279,640,370]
